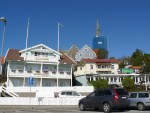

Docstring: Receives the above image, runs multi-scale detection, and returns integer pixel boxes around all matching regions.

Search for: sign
[28,77,33,86]
[122,68,134,74]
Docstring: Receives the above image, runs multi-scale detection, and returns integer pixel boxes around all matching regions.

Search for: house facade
[74,59,150,86]
[66,45,78,61]
[74,59,119,76]
[74,58,120,86]
[5,44,76,87]
[75,45,97,61]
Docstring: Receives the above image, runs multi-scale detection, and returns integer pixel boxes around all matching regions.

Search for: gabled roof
[5,49,24,61]
[19,44,61,55]
[5,48,77,65]
[82,58,119,63]
[59,51,77,65]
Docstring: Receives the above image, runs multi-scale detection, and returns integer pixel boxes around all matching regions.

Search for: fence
[0,97,83,105]
[1,86,94,93]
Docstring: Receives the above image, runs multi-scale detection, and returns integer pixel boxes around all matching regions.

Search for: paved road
[0,105,150,113]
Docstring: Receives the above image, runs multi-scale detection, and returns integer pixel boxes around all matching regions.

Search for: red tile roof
[5,49,24,61]
[129,66,142,69]
[0,56,5,64]
[59,51,76,65]
[82,58,119,63]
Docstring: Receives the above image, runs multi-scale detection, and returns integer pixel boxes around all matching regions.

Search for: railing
[1,86,19,97]
[26,56,58,62]
[9,70,72,78]
[96,68,112,71]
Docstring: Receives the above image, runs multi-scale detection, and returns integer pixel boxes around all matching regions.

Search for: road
[0,105,149,113]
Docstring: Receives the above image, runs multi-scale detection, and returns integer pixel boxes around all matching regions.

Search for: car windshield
[116,89,128,95]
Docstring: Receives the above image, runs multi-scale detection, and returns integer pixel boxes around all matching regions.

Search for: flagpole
[57,22,59,87]
[26,18,30,55]
[24,18,30,86]
[58,22,60,52]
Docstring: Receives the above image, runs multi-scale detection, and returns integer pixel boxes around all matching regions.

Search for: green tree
[131,49,150,73]
[119,56,131,69]
[142,53,150,74]
[88,78,109,89]
[119,61,126,69]
[131,49,143,66]
[122,77,135,91]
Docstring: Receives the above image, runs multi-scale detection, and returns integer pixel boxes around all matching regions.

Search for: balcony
[96,68,112,72]
[26,56,58,62]
[9,70,72,79]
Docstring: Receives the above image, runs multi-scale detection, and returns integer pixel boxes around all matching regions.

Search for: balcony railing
[9,69,72,78]
[96,68,112,71]
[25,56,58,62]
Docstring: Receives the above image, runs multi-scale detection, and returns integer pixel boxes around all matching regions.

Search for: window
[73,92,80,96]
[61,92,66,95]
[98,65,101,68]
[111,65,114,69]
[130,93,137,98]
[35,52,37,56]
[104,90,112,96]
[139,93,149,98]
[66,92,72,96]
[96,90,104,96]
[88,92,96,97]
[87,78,90,81]
[116,89,128,95]
[90,65,93,70]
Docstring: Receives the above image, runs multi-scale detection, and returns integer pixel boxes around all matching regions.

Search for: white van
[58,90,82,97]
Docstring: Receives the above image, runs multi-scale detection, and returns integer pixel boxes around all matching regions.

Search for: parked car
[78,87,129,112]
[58,90,82,97]
[129,91,150,110]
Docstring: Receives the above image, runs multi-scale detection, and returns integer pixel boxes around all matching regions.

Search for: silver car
[129,91,150,110]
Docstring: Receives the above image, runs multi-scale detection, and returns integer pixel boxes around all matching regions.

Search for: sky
[0,0,150,59]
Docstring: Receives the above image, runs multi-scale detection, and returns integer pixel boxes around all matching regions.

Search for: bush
[122,77,135,91]
[88,78,109,89]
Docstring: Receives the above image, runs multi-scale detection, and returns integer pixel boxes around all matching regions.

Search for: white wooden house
[5,44,76,87]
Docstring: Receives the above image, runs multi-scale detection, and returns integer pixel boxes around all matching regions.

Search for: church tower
[92,19,108,52]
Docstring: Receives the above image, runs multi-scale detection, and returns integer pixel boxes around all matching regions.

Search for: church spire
[96,18,101,37]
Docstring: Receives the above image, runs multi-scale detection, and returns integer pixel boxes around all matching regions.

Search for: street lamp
[0,17,7,74]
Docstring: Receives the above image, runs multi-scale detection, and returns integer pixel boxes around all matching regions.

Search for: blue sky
[0,0,150,58]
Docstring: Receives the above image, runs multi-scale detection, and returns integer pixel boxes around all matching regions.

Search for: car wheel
[103,102,111,112]
[137,103,145,111]
[79,103,85,111]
